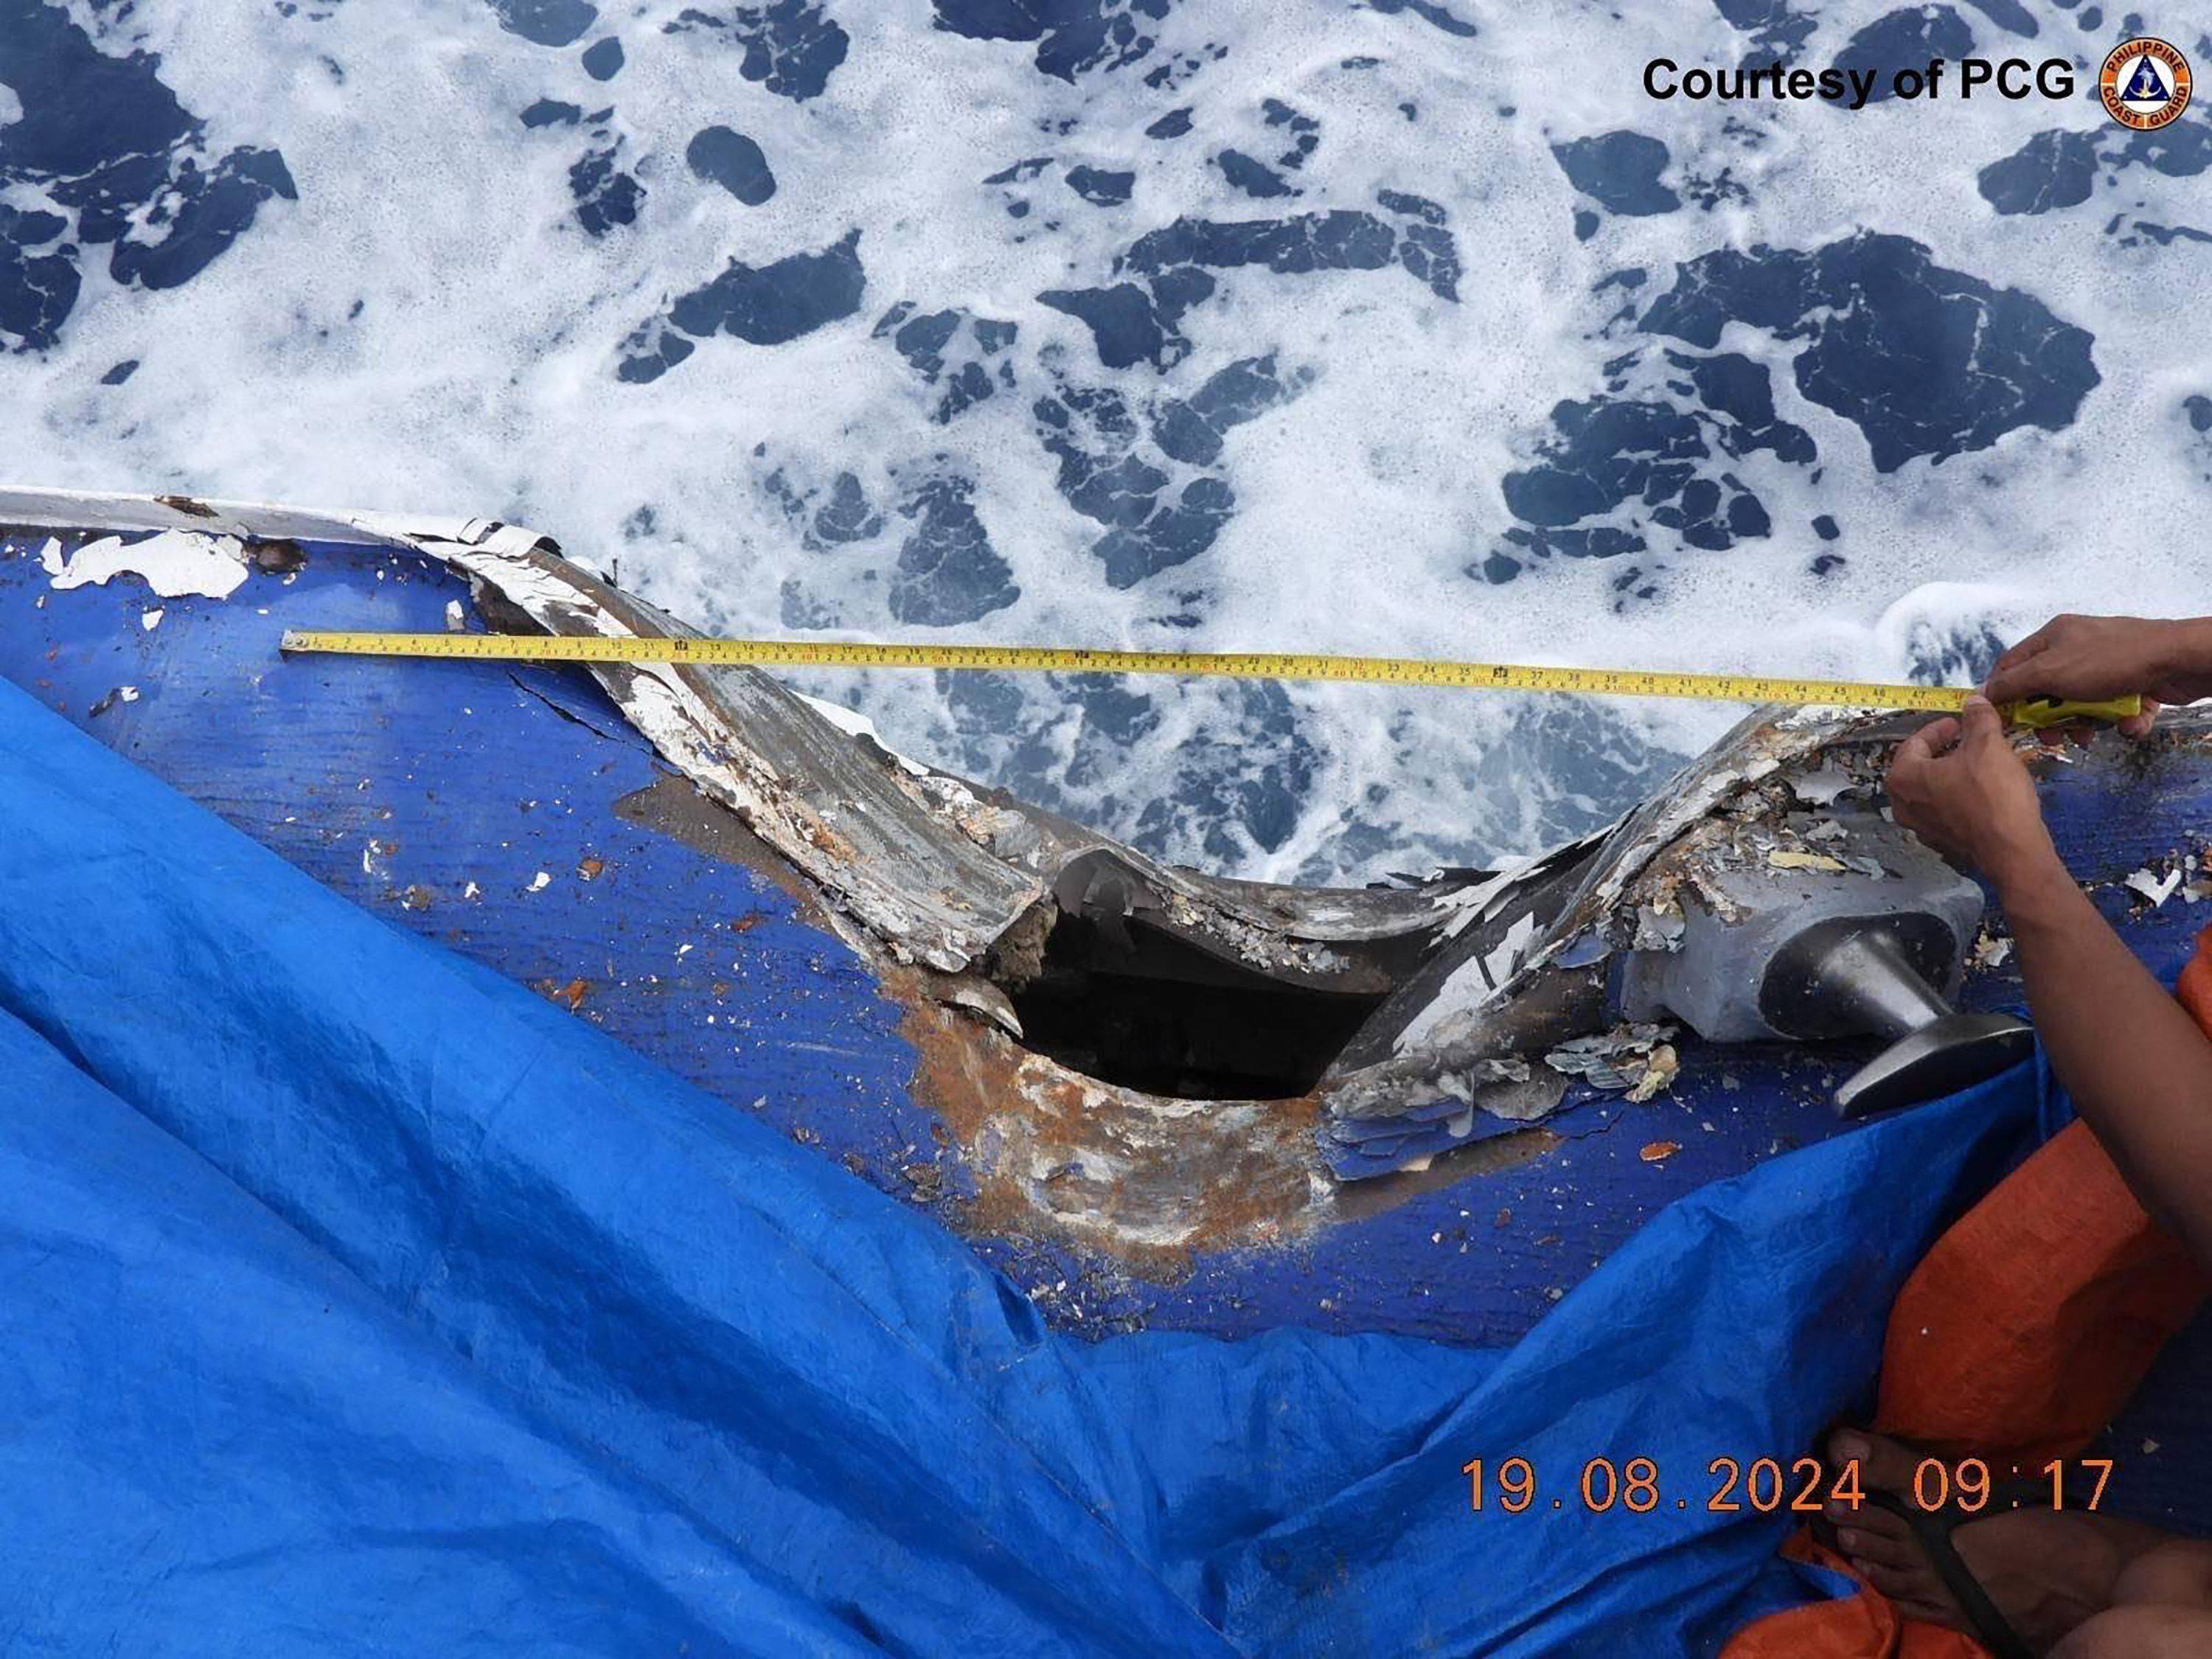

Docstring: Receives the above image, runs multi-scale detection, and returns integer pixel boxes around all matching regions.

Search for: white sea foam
[7,0,2210,883]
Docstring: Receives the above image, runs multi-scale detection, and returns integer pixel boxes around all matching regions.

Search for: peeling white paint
[1481,911,1541,991]
[1433,856,1546,941]
[796,693,932,777]
[2126,867,2183,908]
[1381,726,1804,1065]
[41,530,249,600]
[1788,765,1856,806]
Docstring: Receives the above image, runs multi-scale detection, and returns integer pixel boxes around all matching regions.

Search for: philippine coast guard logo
[2100,37,2191,131]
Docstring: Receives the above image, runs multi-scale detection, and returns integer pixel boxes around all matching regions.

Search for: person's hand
[1983,614,2212,740]
[1887,696,2060,893]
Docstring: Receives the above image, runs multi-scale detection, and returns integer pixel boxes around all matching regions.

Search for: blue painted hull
[3,514,2208,1444]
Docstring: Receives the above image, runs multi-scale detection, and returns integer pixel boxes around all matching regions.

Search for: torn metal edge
[19,487,2200,1245]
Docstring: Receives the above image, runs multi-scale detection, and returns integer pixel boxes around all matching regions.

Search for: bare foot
[1824,1430,2169,1655]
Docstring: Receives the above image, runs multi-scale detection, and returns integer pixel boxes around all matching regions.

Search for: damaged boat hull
[7,487,2211,1345]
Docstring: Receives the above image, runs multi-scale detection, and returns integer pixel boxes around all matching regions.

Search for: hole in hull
[1004,913,1388,1099]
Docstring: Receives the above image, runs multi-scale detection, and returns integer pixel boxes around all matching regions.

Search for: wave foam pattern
[3,0,2210,883]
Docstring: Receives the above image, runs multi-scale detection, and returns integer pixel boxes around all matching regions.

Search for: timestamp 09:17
[1461,1455,2115,1516]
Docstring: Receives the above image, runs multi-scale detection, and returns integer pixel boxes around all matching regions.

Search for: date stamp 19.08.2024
[1461,1455,2114,1517]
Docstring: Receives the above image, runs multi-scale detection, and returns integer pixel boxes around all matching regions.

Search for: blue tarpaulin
[0,674,2054,1656]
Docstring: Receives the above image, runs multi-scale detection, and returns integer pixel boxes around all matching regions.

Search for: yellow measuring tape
[277,630,2139,728]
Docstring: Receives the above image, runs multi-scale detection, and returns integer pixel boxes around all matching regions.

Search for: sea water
[2,0,2207,884]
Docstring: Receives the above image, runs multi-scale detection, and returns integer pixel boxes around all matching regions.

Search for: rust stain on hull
[902,988,1326,1276]
[901,995,1566,1268]
[1329,1124,1563,1221]
[613,775,830,923]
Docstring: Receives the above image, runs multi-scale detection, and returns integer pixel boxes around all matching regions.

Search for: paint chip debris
[1546,1023,1678,1093]
[534,977,590,1012]
[1768,849,1848,874]
[1788,765,1855,806]
[2125,867,2183,908]
[1632,904,1686,952]
[1639,1141,1680,1164]
[1625,1043,1678,1103]
[527,871,552,892]
[41,530,250,600]
[1970,931,2014,970]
